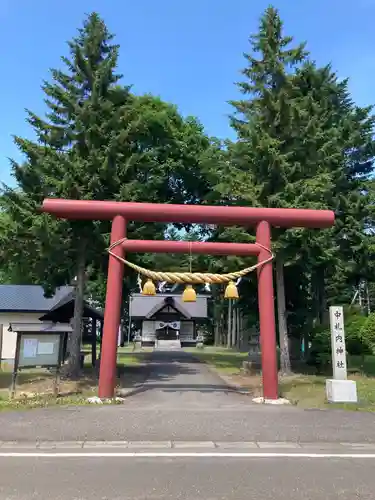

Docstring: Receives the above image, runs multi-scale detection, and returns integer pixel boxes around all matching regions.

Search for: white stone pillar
[325,306,357,403]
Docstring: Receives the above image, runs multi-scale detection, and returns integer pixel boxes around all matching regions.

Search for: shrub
[307,326,331,371]
[360,313,375,354]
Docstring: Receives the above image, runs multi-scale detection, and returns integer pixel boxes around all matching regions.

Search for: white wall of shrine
[179,321,194,341]
[141,320,156,342]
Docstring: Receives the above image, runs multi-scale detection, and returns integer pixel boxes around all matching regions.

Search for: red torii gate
[41,199,335,400]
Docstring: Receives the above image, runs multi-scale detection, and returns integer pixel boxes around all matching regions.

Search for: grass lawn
[0,344,151,411]
[184,346,248,375]
[186,346,375,412]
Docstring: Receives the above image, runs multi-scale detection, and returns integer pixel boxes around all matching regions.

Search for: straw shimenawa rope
[107,238,274,284]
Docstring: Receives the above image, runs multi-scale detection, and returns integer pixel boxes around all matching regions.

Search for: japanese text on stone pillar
[329,306,347,380]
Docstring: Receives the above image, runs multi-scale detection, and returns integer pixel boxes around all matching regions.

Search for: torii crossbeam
[41,198,335,400]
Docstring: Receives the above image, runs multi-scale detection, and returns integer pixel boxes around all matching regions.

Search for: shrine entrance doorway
[156,324,179,341]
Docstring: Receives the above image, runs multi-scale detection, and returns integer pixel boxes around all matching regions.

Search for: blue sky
[1,0,374,186]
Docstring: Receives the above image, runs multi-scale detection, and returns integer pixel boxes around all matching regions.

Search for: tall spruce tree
[215,6,375,369]
[291,63,375,319]
[1,13,129,376]
[228,6,312,372]
[0,14,214,375]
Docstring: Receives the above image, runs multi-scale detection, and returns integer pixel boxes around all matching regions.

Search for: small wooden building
[0,285,103,368]
[129,293,208,347]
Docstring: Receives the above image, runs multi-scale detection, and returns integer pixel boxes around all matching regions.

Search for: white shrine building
[129,293,208,347]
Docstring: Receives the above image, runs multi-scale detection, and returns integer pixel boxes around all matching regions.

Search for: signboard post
[325,306,358,403]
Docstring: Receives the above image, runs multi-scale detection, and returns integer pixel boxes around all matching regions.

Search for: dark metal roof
[39,291,104,321]
[0,285,74,312]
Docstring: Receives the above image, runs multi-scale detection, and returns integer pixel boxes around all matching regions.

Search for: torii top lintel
[41,199,335,229]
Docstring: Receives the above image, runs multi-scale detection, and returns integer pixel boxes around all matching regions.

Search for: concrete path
[121,349,249,408]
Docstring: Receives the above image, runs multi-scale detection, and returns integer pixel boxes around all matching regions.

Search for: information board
[19,333,61,368]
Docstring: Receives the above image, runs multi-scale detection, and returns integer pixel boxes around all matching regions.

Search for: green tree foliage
[204,6,375,361]
[292,65,375,316]
[80,98,214,311]
[360,313,375,354]
[0,13,212,375]
[1,12,126,375]
[1,6,375,369]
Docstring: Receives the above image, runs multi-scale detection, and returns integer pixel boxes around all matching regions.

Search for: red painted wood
[120,240,260,256]
[256,221,278,400]
[98,216,126,399]
[41,197,335,401]
[42,199,334,228]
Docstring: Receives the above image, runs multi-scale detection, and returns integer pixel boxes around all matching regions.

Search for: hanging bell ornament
[142,279,156,296]
[182,284,197,302]
[224,280,239,300]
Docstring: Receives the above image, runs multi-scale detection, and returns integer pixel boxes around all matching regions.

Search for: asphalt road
[1,350,375,498]
[0,451,374,499]
[2,404,375,443]
[0,350,375,444]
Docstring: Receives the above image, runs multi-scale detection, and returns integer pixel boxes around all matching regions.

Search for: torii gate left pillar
[41,199,334,401]
[99,215,126,396]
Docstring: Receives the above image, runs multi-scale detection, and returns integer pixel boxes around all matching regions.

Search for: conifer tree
[0,13,214,375]
[1,13,125,376]
[227,6,311,372]
[216,6,375,368]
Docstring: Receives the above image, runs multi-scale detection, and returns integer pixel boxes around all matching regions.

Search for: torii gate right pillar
[256,220,278,400]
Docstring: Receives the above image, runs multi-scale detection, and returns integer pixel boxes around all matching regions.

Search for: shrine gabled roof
[145,297,192,320]
[130,293,208,319]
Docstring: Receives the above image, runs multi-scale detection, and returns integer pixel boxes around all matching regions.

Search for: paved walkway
[0,349,375,444]
[121,349,249,408]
